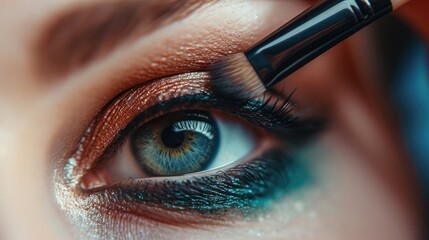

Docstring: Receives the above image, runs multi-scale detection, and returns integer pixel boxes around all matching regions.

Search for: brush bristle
[209,53,266,100]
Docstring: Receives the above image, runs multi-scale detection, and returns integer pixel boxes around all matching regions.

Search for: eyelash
[110,90,318,148]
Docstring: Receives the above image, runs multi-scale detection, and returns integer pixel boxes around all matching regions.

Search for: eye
[82,109,259,187]
[131,110,222,176]
[60,73,323,223]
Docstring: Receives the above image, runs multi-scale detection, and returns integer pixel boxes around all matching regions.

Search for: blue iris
[131,111,219,176]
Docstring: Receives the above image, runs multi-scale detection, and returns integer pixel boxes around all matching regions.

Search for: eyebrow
[35,0,207,79]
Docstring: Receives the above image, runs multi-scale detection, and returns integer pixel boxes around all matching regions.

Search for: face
[0,0,423,239]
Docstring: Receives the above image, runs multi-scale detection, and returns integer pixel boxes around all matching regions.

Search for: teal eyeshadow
[112,150,311,213]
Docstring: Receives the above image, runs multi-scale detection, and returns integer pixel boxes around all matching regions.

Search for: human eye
[56,72,323,235]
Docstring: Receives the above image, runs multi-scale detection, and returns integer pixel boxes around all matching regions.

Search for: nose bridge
[0,121,70,240]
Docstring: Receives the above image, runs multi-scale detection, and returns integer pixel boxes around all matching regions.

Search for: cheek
[314,91,420,239]
[170,131,418,240]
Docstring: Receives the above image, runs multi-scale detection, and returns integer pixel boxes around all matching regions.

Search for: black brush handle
[245,0,392,87]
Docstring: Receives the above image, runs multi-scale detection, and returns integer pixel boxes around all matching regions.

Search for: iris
[131,111,219,176]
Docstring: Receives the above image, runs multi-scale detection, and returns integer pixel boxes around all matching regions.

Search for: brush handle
[245,0,392,88]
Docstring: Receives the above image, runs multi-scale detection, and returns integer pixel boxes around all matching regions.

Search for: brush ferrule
[245,0,392,88]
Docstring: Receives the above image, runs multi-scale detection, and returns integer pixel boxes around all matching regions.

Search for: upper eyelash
[115,90,300,142]
[259,89,297,116]
[86,89,322,175]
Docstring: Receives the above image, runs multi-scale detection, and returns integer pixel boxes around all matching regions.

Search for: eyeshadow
[121,151,294,211]
[83,150,301,218]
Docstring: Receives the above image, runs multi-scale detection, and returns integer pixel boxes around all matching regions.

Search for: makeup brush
[210,0,409,100]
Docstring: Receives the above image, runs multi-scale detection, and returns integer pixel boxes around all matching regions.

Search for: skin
[0,0,427,239]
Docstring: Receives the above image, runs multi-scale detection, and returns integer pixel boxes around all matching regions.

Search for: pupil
[161,125,185,148]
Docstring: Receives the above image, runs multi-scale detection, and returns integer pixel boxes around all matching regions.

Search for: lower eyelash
[88,150,296,217]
